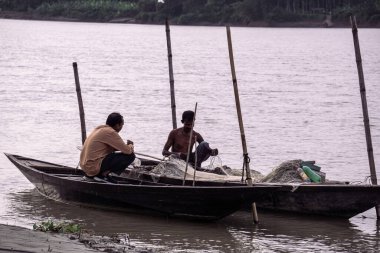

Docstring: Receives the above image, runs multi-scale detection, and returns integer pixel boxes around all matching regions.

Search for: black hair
[181,110,194,122]
[106,112,124,127]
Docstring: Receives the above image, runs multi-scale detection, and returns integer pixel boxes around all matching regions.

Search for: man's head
[181,110,194,131]
[106,112,124,132]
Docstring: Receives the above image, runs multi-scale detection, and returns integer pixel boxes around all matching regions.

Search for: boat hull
[5,153,279,221]
[253,183,380,218]
[123,165,380,218]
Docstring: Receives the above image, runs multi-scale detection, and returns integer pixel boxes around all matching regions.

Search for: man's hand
[127,140,134,145]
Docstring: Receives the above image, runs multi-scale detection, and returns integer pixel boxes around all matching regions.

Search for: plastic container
[302,165,321,183]
[297,168,310,182]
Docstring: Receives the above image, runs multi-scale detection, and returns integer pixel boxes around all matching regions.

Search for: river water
[0,19,380,252]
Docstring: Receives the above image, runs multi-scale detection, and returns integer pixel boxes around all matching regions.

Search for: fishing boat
[121,157,380,219]
[4,153,283,221]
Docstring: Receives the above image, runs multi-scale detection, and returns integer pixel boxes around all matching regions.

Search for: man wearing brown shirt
[80,112,135,179]
[162,110,218,169]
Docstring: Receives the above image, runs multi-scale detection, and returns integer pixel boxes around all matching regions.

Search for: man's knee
[121,153,135,166]
[198,141,210,150]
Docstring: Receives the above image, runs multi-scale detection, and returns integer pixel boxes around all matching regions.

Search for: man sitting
[162,110,218,169]
[80,112,135,180]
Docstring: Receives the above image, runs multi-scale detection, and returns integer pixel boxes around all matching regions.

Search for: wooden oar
[350,16,379,218]
[72,62,87,145]
[183,103,198,185]
[165,18,177,129]
[226,26,258,223]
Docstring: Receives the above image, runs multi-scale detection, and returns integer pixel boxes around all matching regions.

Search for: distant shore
[1,10,379,28]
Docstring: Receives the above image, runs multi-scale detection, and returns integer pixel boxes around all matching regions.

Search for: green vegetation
[33,219,81,233]
[1,0,380,26]
[35,0,138,21]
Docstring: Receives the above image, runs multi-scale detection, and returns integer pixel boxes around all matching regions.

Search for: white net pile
[137,157,323,184]
[148,156,269,183]
[150,158,187,178]
[259,159,304,183]
[150,157,242,182]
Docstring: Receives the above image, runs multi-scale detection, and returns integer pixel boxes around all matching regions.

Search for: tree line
[1,0,379,26]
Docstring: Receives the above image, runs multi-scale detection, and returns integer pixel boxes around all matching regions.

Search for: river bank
[0,223,155,253]
[0,10,379,28]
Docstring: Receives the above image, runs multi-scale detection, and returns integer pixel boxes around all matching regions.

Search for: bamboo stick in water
[165,18,177,129]
[350,16,379,218]
[226,26,258,223]
[226,26,252,186]
[72,62,87,145]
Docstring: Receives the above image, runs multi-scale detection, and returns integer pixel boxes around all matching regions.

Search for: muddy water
[1,19,380,252]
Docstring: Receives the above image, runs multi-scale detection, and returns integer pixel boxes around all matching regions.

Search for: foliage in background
[0,0,380,25]
[36,0,138,21]
[33,219,81,234]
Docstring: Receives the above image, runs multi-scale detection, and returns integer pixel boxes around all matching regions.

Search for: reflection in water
[8,189,380,252]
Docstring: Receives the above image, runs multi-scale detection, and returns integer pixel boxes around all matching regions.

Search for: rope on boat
[291,184,301,192]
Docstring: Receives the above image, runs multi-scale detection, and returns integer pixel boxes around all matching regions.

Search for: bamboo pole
[226,26,252,186]
[165,18,177,129]
[183,103,197,185]
[350,16,379,218]
[192,141,198,186]
[135,152,163,161]
[72,62,87,145]
[226,26,258,223]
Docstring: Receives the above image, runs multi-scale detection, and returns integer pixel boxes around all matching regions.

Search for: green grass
[33,219,81,234]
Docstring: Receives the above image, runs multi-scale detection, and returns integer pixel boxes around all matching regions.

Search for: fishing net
[204,155,223,170]
[150,158,187,178]
[149,156,265,183]
[131,156,323,184]
[149,156,244,182]
[259,159,304,183]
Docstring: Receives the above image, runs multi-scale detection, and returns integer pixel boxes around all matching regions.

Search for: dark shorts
[99,152,135,176]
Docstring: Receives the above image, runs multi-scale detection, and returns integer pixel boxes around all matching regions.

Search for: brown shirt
[80,125,133,176]
[163,127,204,154]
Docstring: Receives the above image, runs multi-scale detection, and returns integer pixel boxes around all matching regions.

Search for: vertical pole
[183,103,197,185]
[72,62,87,145]
[226,26,258,223]
[192,141,198,186]
[226,26,253,186]
[350,16,379,218]
[165,18,177,129]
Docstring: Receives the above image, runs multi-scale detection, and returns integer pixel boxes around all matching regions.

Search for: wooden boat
[121,159,380,219]
[4,153,283,221]
[253,182,380,218]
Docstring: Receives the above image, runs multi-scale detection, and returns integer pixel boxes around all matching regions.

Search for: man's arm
[162,131,174,156]
[107,131,134,154]
[195,132,204,144]
[162,131,181,157]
